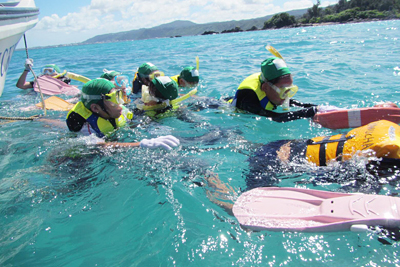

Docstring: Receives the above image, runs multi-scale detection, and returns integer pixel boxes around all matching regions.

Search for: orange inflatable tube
[313,107,400,129]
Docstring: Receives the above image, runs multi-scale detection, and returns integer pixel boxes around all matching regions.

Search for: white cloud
[29,0,338,47]
[320,0,338,7]
[35,7,103,33]
[36,0,284,34]
[283,0,338,10]
[283,0,314,11]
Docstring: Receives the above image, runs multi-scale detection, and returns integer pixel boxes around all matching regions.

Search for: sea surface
[1,20,400,266]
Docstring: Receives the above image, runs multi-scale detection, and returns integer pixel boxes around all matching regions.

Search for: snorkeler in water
[202,120,400,245]
[131,62,164,95]
[170,66,200,88]
[204,119,400,210]
[247,120,400,188]
[100,69,132,104]
[66,78,180,150]
[133,76,192,119]
[16,59,71,90]
[225,57,318,122]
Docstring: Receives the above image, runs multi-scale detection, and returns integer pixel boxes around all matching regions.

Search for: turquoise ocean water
[1,20,400,266]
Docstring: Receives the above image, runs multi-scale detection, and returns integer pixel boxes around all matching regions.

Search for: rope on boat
[23,34,46,116]
[0,115,39,121]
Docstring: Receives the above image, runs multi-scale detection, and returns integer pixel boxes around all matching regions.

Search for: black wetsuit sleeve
[235,89,267,115]
[259,107,317,122]
[290,99,317,108]
[132,78,142,94]
[236,89,317,122]
[60,76,71,84]
[66,111,86,132]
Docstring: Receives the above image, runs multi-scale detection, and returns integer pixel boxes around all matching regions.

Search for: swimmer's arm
[98,142,140,148]
[261,107,317,122]
[289,99,317,108]
[38,118,68,128]
[235,89,317,121]
[16,70,34,89]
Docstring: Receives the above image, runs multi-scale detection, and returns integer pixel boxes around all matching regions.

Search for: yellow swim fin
[36,96,74,111]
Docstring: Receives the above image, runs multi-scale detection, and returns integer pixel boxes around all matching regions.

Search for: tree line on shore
[203,0,400,35]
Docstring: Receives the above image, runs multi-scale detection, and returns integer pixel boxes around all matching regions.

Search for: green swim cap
[260,57,291,82]
[138,62,158,77]
[44,64,61,73]
[180,66,199,83]
[152,76,178,100]
[81,78,115,109]
[100,69,121,81]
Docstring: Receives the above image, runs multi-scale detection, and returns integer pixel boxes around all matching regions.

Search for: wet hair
[93,97,110,116]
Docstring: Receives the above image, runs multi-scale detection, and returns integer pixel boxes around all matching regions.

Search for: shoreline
[289,17,399,29]
[19,18,399,51]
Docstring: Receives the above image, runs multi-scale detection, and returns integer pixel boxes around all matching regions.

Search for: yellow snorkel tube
[265,45,285,61]
[53,70,67,79]
[54,70,90,84]
[65,72,91,83]
[134,88,198,112]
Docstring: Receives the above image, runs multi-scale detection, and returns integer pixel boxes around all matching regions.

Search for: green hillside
[82,9,308,44]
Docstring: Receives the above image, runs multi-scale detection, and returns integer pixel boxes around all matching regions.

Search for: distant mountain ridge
[82,9,308,44]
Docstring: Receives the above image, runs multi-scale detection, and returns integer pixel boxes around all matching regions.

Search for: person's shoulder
[66,111,86,132]
[242,72,261,80]
[238,73,261,89]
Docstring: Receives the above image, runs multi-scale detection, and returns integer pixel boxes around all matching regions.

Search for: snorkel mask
[81,90,125,109]
[42,67,58,76]
[114,75,130,88]
[268,82,298,99]
[103,90,125,106]
[181,79,198,88]
[113,75,132,96]
[42,64,62,76]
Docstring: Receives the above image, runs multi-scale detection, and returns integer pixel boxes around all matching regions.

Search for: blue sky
[23,0,339,48]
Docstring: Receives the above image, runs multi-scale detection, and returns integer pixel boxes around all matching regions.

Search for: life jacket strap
[307,134,353,166]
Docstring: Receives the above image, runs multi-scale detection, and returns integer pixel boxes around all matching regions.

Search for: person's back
[246,120,400,189]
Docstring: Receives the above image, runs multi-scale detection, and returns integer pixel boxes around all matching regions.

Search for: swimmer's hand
[25,58,34,71]
[140,135,180,150]
[317,105,346,113]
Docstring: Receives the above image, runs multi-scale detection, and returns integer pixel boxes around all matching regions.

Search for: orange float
[313,106,400,129]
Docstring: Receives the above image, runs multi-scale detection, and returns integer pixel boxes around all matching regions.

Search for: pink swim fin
[233,187,400,232]
[34,75,80,96]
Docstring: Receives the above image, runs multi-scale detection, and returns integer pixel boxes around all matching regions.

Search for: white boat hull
[0,0,39,96]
